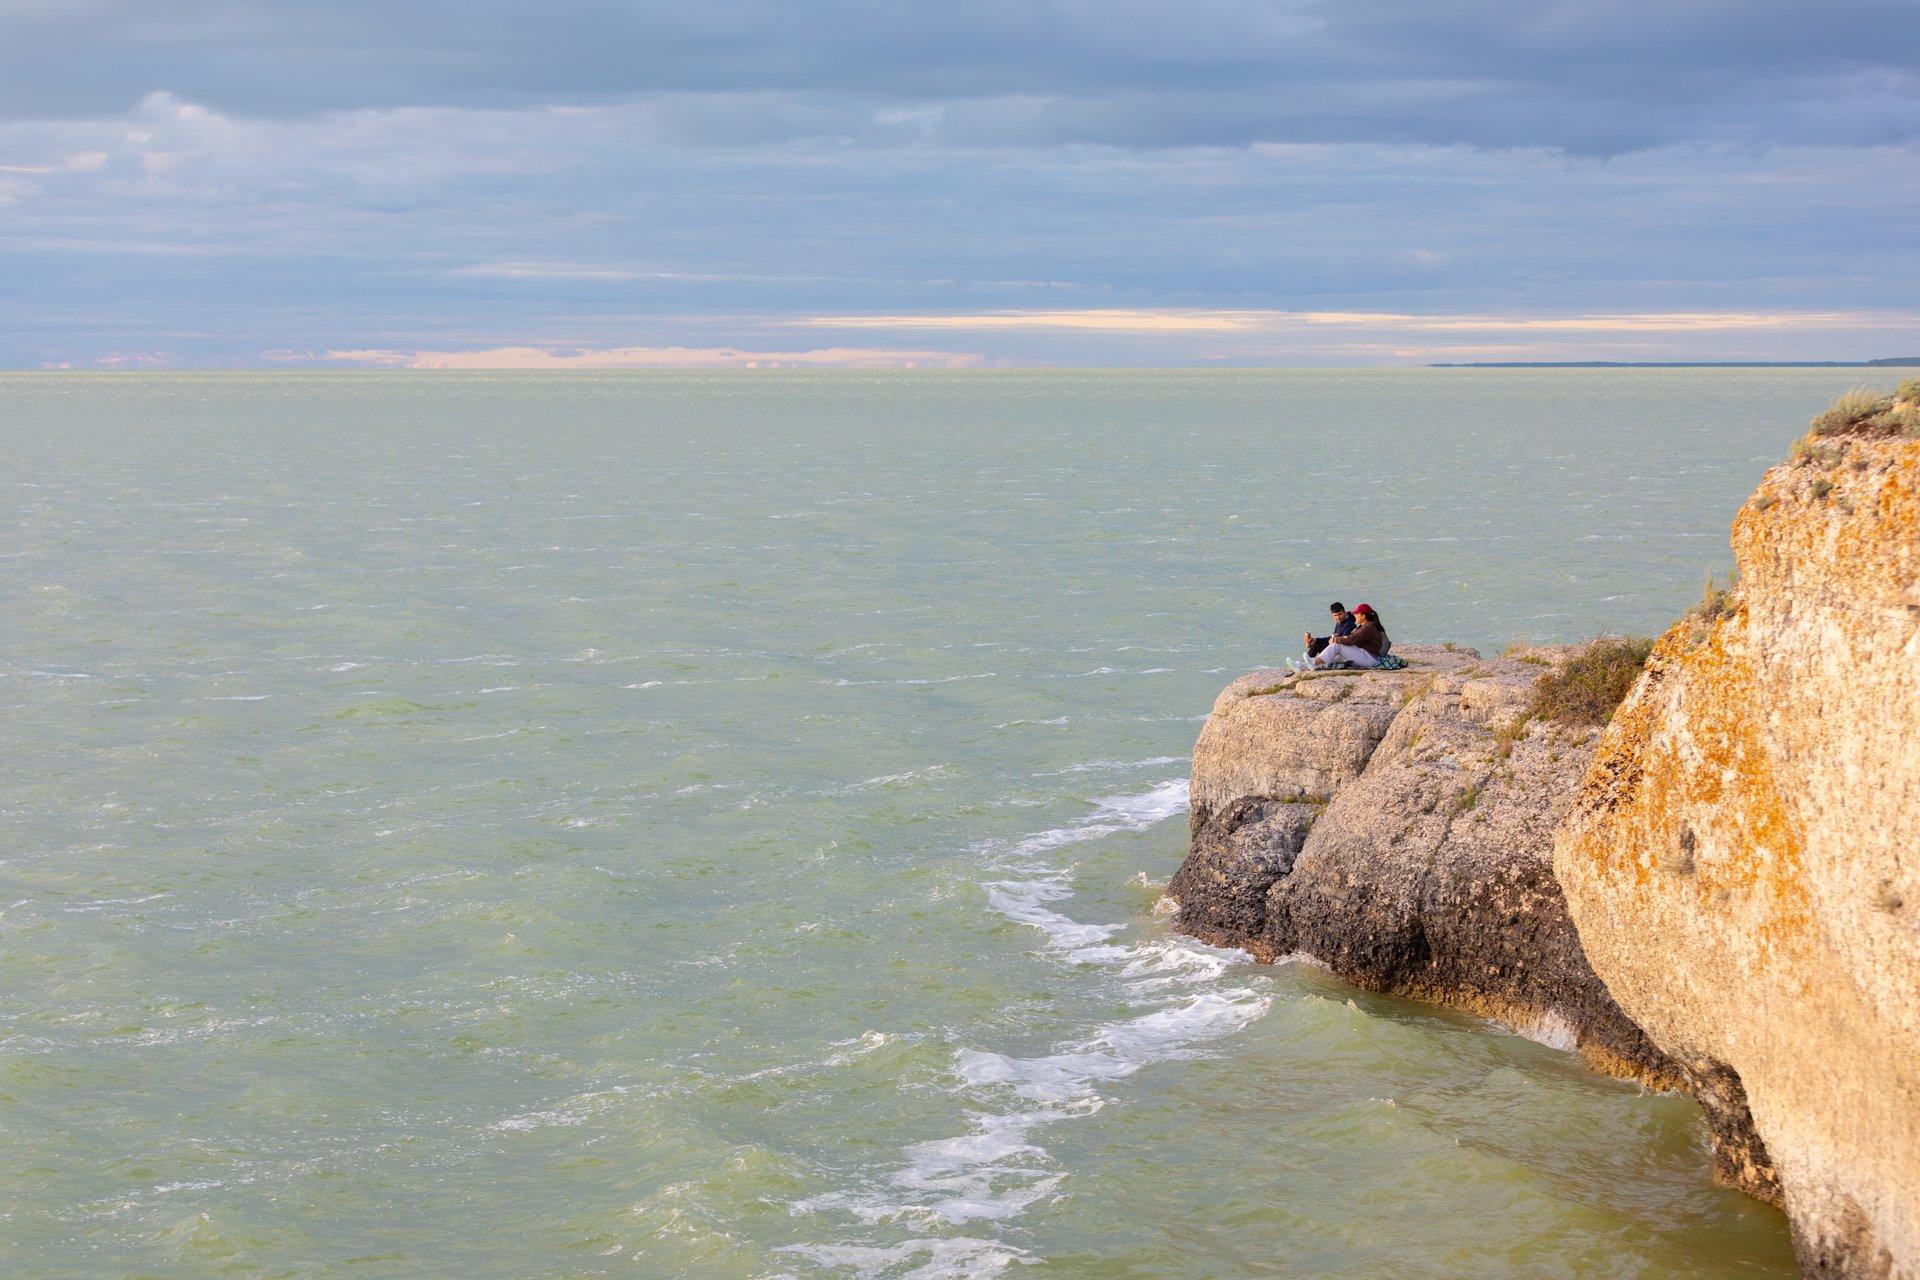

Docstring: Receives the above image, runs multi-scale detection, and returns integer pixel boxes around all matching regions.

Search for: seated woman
[1309,604,1387,669]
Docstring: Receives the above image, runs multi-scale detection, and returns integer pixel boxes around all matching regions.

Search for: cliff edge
[1556,435,1920,1279]
[1173,644,1674,1085]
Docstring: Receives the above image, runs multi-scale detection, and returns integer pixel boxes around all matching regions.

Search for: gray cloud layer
[6,1,1919,153]
[2,2,1917,365]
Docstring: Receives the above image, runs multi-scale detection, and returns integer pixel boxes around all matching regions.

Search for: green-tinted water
[3,369,1860,1278]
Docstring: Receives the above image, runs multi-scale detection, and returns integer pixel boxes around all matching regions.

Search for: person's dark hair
[1355,604,1383,628]
[1328,602,1345,614]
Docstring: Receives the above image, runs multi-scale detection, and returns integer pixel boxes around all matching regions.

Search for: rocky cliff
[1171,419,1919,1279]
[1556,435,1920,1279]
[1173,644,1674,1085]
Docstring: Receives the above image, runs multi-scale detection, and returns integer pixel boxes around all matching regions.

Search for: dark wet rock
[1166,797,1316,946]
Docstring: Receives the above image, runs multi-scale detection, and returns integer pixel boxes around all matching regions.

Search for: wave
[1030,756,1184,777]
[790,778,1271,1275]
[782,1238,1029,1279]
[836,765,951,794]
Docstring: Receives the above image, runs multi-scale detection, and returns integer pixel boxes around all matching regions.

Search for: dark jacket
[1306,613,1356,657]
[1313,614,1356,643]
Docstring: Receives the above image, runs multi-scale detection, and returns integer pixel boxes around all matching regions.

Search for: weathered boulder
[1188,645,1477,832]
[1168,796,1318,940]
[1174,644,1674,1086]
[1557,437,1920,1279]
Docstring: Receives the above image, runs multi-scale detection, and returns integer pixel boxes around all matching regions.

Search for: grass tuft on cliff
[1527,636,1656,727]
[1681,571,1737,647]
[1807,385,1920,441]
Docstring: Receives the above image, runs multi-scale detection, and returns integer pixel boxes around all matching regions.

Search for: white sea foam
[822,1031,899,1065]
[795,778,1270,1274]
[839,765,950,794]
[781,1238,1030,1280]
[828,673,999,687]
[1512,1009,1579,1053]
[1034,755,1184,777]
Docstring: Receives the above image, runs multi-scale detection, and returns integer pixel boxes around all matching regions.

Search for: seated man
[1303,602,1355,660]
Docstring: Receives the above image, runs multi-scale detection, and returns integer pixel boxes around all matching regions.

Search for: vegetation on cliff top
[1806,382,1920,441]
[1528,636,1656,726]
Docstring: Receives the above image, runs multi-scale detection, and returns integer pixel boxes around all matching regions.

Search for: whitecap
[981,877,1120,950]
[839,765,950,793]
[822,1030,898,1065]
[1033,756,1184,777]
[780,1238,1030,1280]
[829,673,998,688]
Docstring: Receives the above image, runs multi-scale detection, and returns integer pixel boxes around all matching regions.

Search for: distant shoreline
[1430,358,1920,368]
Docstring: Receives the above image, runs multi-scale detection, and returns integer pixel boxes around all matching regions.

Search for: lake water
[2,369,1875,1278]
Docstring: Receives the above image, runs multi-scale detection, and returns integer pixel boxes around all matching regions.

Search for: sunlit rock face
[1558,438,1920,1280]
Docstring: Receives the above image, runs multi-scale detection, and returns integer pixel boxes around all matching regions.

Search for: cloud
[290,344,987,369]
[445,261,924,287]
[0,149,106,174]
[1,7,1917,368]
[797,308,1905,335]
[7,119,1920,367]
[1,2,1917,155]
[795,309,1261,333]
[448,262,665,282]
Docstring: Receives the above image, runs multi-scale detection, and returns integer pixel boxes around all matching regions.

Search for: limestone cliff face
[1173,644,1673,1085]
[1557,438,1920,1279]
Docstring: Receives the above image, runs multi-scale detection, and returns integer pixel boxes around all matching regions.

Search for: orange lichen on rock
[1557,437,1920,1279]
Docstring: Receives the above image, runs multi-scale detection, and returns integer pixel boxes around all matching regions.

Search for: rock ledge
[1171,643,1675,1086]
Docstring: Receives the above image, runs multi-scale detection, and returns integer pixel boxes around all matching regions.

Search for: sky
[3,0,1919,368]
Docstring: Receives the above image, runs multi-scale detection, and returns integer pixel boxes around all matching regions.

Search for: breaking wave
[787,778,1271,1277]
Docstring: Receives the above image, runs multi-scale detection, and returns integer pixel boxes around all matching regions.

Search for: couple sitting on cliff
[1289,601,1397,672]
